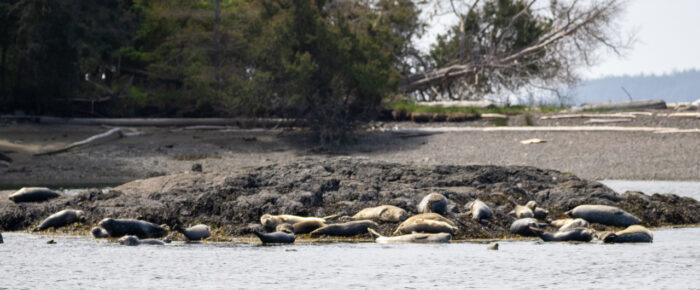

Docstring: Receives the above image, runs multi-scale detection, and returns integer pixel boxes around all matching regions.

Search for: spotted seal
[394,218,457,235]
[352,205,408,223]
[8,187,60,203]
[119,235,168,246]
[33,209,85,231]
[310,220,379,237]
[509,218,547,237]
[260,214,326,231]
[566,205,640,227]
[91,227,110,238]
[98,218,168,239]
[417,193,447,215]
[367,228,451,243]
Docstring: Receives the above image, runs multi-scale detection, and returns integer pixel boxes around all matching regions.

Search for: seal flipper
[367,228,383,239]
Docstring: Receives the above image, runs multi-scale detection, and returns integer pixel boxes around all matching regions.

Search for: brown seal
[310,220,379,237]
[394,218,457,235]
[352,205,408,223]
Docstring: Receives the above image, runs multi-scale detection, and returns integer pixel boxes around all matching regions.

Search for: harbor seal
[119,235,167,246]
[487,243,498,250]
[310,220,379,237]
[566,205,641,227]
[394,218,457,235]
[464,199,493,221]
[8,187,60,203]
[367,228,450,243]
[600,225,653,243]
[260,214,326,231]
[533,208,549,219]
[417,193,447,215]
[0,232,3,244]
[91,227,110,238]
[33,209,85,231]
[531,227,594,242]
[174,224,211,241]
[253,230,295,244]
[285,220,326,234]
[352,205,408,223]
[401,213,456,227]
[98,218,168,239]
[557,218,590,231]
[509,218,547,237]
[510,204,534,218]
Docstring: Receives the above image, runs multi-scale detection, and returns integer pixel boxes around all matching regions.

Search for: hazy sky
[418,0,700,80]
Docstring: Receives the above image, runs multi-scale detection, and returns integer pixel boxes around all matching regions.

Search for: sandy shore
[0,112,698,189]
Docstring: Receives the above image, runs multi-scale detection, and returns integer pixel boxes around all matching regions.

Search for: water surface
[600,180,700,200]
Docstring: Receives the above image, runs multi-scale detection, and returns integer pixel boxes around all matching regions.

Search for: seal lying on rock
[556,218,590,231]
[33,209,85,231]
[91,227,110,238]
[367,228,451,243]
[401,213,456,227]
[276,220,326,234]
[510,204,534,219]
[352,205,408,223]
[260,214,326,230]
[394,219,457,235]
[566,205,641,227]
[119,235,169,246]
[253,230,295,244]
[599,225,653,243]
[509,218,547,237]
[8,187,60,203]
[310,220,379,237]
[417,193,447,215]
[533,208,549,219]
[531,227,594,242]
[174,224,211,241]
[98,218,168,239]
[464,199,493,221]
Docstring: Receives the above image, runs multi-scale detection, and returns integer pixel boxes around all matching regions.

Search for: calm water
[600,180,700,200]
[1,181,699,289]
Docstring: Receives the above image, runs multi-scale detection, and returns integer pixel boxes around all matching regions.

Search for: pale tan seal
[464,199,493,221]
[510,204,534,218]
[394,218,457,235]
[352,205,408,223]
[260,214,326,230]
[417,193,447,215]
[367,228,450,243]
[401,213,456,227]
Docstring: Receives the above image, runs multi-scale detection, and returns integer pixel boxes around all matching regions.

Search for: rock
[191,163,202,172]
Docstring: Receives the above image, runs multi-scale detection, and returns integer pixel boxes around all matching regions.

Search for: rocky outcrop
[1,158,698,239]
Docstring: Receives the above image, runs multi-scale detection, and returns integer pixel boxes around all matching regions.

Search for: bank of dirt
[1,159,698,240]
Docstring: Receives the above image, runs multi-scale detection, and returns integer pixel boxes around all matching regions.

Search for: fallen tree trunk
[34,128,125,156]
[580,100,667,111]
[541,113,637,120]
[1,116,304,128]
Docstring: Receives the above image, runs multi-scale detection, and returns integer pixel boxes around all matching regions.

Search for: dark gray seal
[8,187,60,203]
[417,193,447,215]
[310,220,379,237]
[531,228,594,242]
[600,225,653,243]
[33,209,85,231]
[98,218,168,239]
[368,228,451,243]
[91,227,110,239]
[253,230,295,244]
[566,205,641,227]
[533,208,549,219]
[464,199,493,221]
[280,220,326,235]
[0,232,3,244]
[119,235,167,246]
[174,224,211,241]
[509,218,547,237]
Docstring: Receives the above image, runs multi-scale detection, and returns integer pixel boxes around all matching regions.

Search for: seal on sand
[417,193,447,215]
[310,220,379,237]
[98,218,168,239]
[174,224,211,241]
[253,230,295,244]
[119,235,167,246]
[352,205,408,223]
[8,187,60,203]
[600,225,653,243]
[367,228,450,243]
[33,209,85,231]
[464,199,493,221]
[566,205,640,227]
[394,218,456,235]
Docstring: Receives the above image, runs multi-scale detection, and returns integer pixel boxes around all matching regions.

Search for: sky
[417,0,700,80]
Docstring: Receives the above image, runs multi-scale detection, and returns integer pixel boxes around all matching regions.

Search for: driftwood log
[34,128,127,156]
[580,100,667,111]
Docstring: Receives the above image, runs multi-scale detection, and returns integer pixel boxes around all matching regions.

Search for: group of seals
[8,187,60,203]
